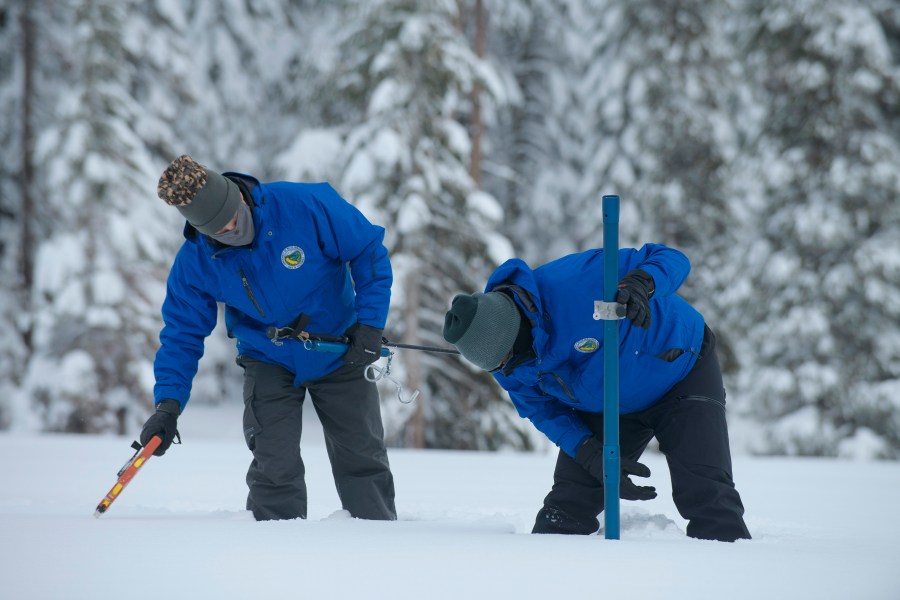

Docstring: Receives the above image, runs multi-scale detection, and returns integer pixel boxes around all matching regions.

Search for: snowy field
[1,403,898,600]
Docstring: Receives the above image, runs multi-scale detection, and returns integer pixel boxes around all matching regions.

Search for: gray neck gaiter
[210,201,255,246]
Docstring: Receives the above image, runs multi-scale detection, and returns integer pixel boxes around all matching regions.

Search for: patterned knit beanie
[157,155,241,235]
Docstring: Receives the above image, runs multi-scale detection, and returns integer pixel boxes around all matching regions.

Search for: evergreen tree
[0,2,25,429]
[177,0,296,173]
[330,0,532,450]
[495,0,750,373]
[267,1,346,147]
[483,0,559,263]
[2,0,898,461]
[559,0,745,256]
[21,0,181,433]
[732,0,900,457]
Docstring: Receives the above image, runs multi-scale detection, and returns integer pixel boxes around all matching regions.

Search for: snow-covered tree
[731,0,900,458]
[174,0,297,173]
[0,1,27,430]
[482,0,556,261]
[548,1,745,256]
[325,0,533,450]
[490,0,752,374]
[2,0,899,461]
[21,0,181,433]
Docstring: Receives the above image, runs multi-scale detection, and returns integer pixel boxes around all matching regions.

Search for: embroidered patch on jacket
[574,337,599,353]
[281,246,305,269]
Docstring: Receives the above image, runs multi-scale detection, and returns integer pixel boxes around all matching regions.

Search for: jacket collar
[485,259,550,372]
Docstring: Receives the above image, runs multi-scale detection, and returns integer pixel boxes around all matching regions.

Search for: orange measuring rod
[93,435,161,517]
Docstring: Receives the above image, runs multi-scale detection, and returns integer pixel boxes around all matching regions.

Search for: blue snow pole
[602,195,621,540]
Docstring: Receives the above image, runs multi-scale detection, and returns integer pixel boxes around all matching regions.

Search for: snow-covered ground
[1,403,897,600]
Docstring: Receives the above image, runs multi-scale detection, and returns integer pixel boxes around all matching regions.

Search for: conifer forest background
[1,0,898,459]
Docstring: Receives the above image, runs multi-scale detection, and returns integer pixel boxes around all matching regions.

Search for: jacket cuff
[559,429,593,458]
[156,399,182,416]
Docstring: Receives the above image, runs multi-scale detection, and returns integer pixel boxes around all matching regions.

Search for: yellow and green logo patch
[281,246,305,269]
[574,337,599,353]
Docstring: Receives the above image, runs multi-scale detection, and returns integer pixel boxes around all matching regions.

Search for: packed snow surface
[0,404,897,600]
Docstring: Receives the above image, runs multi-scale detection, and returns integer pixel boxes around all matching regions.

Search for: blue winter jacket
[153,174,392,410]
[488,244,705,458]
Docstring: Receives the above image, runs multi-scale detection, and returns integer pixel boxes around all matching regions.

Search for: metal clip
[364,352,420,404]
[593,300,625,321]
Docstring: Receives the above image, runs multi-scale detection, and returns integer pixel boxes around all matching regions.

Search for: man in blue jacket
[443,244,750,541]
[140,155,396,521]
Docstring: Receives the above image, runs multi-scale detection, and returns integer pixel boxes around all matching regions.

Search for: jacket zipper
[540,372,576,401]
[239,268,266,318]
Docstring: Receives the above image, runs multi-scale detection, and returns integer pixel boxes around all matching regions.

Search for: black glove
[574,436,657,501]
[342,323,384,366]
[139,399,181,456]
[616,269,655,329]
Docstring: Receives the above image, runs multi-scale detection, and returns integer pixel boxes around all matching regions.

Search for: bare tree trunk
[19,4,36,352]
[469,0,485,188]
[453,0,466,32]
[404,271,425,448]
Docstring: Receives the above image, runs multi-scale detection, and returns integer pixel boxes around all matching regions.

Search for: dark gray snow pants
[237,356,397,522]
[532,325,751,542]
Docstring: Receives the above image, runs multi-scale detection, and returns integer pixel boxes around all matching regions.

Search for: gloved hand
[342,323,384,366]
[616,269,655,329]
[139,399,181,456]
[575,436,657,501]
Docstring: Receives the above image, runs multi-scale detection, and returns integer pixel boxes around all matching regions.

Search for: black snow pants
[237,356,397,522]
[532,325,751,542]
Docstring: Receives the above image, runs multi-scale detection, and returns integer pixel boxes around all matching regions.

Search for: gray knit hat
[157,155,241,235]
[443,292,521,371]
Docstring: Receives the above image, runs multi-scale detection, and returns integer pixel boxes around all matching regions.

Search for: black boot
[532,505,599,535]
